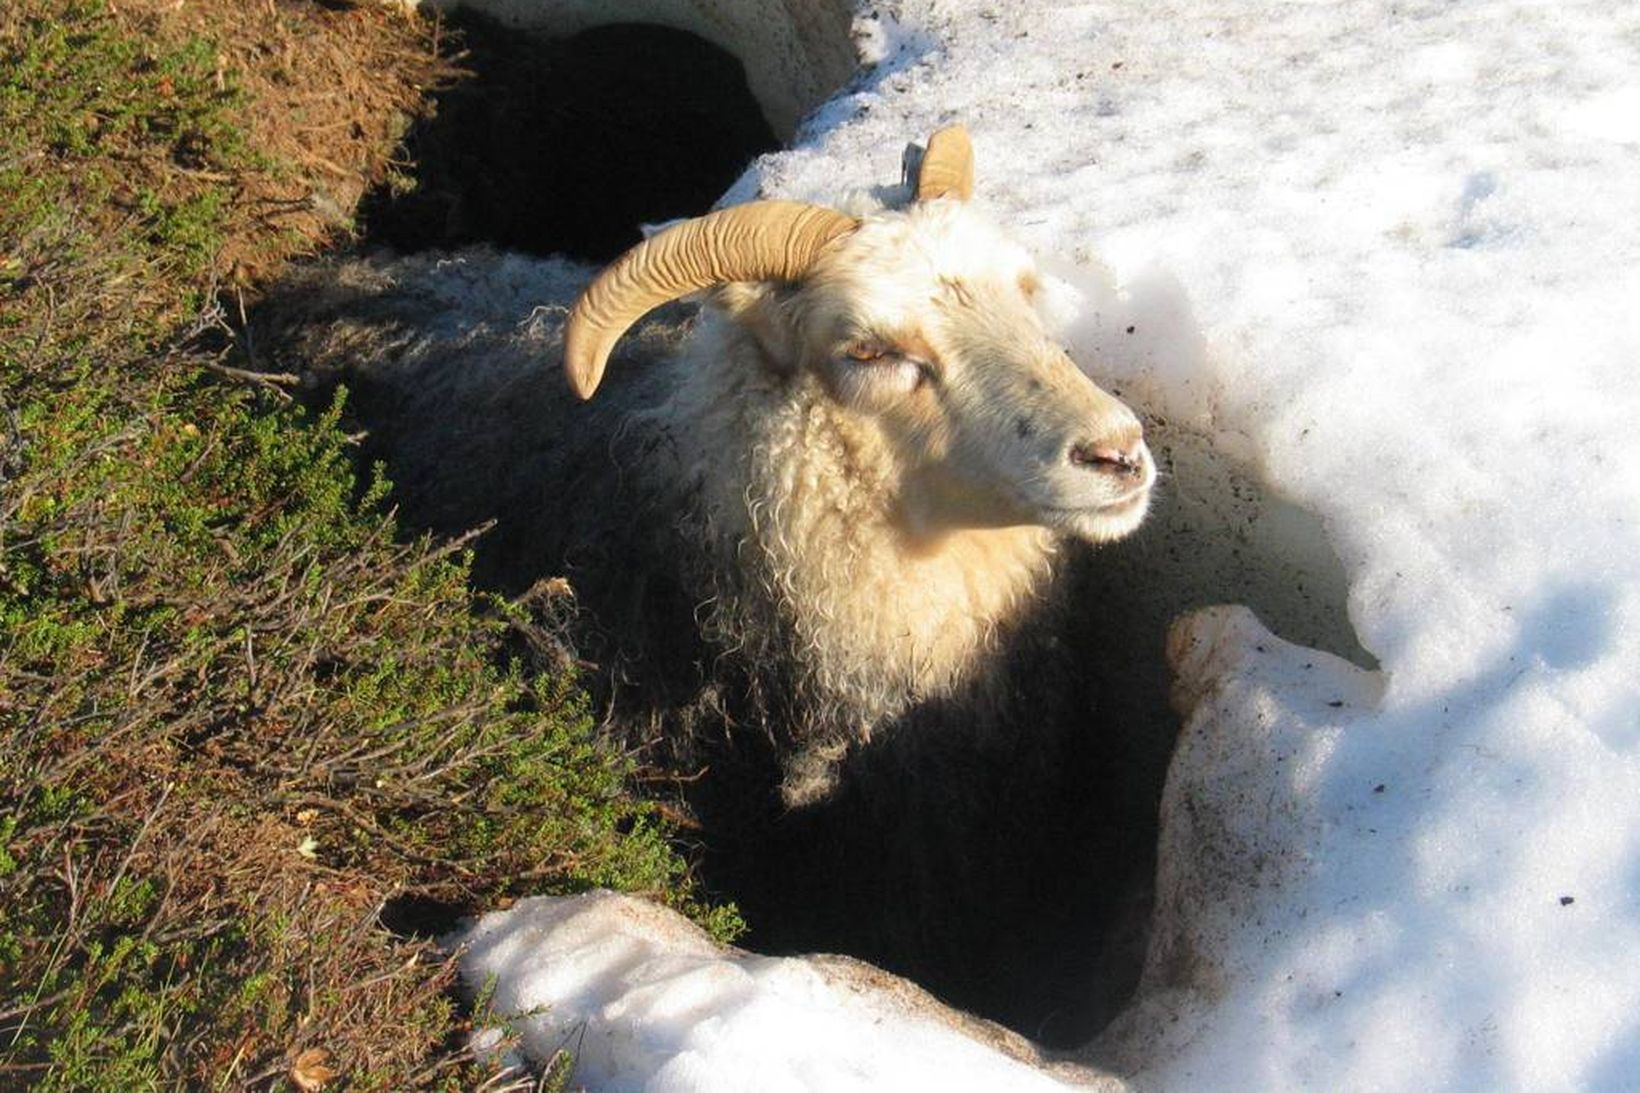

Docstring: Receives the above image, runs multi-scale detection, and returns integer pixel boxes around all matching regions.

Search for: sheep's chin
[1044,489,1152,544]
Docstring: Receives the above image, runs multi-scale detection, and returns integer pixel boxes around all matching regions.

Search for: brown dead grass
[116,0,460,282]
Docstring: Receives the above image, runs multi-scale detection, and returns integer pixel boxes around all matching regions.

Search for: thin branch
[202,360,303,399]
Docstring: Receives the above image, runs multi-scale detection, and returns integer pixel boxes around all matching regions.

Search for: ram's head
[565,126,1153,545]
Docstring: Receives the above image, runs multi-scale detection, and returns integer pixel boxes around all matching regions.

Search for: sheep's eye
[845,342,892,363]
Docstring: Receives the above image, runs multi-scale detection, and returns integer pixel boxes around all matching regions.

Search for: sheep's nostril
[1069,441,1144,476]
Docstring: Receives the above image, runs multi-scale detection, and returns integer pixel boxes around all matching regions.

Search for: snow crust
[458,892,1111,1091]
[455,0,1640,1089]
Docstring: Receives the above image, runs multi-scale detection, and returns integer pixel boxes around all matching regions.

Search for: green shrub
[1,2,730,1086]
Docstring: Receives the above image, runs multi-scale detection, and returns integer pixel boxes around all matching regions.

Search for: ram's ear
[713,281,803,376]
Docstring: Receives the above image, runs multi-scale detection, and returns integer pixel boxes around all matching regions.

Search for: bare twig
[203,360,303,397]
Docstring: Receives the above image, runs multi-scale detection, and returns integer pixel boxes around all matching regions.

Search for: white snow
[451,0,1640,1089]
[458,892,1110,1091]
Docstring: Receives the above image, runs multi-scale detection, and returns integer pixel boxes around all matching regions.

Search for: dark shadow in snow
[1527,581,1614,671]
[358,16,779,263]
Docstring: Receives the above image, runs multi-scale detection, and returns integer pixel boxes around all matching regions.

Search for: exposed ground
[0,2,734,1087]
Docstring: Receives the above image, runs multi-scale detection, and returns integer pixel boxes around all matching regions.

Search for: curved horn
[915,125,974,203]
[564,201,857,399]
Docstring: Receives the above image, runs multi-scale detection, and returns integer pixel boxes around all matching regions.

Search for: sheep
[263,126,1159,1037]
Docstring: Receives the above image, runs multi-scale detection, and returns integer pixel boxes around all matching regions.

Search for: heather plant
[0,2,729,1086]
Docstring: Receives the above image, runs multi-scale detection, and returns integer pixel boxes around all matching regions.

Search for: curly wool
[666,311,1061,742]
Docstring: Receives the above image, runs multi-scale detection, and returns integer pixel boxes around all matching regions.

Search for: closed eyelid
[840,330,941,374]
[845,340,893,360]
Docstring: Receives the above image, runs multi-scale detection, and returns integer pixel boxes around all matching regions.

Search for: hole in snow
[691,486,1367,1050]
[692,278,1373,1048]
[357,15,789,262]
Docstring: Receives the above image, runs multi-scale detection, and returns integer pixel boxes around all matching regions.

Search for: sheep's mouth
[1041,490,1148,520]
[1099,485,1152,514]
[1038,485,1153,542]
[1037,475,1153,516]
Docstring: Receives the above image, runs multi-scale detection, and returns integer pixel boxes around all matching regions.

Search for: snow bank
[457,892,1115,1091]
[455,0,1640,1088]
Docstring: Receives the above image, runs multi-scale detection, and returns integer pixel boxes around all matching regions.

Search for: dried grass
[0,3,720,1087]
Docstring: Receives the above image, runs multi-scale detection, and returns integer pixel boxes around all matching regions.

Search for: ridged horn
[915,125,974,203]
[564,201,858,399]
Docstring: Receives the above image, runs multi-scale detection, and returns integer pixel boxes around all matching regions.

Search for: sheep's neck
[761,427,1054,712]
